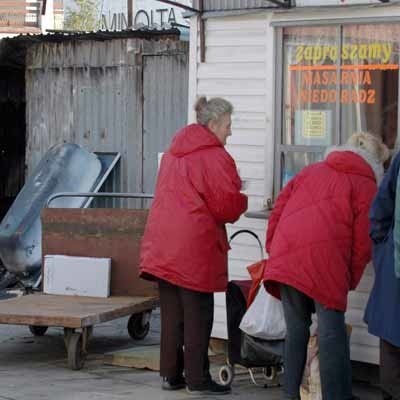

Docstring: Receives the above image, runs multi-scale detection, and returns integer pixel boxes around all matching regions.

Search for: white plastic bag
[300,335,322,400]
[239,284,286,340]
[300,324,352,400]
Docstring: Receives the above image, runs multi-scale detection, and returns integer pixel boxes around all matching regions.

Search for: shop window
[276,24,400,191]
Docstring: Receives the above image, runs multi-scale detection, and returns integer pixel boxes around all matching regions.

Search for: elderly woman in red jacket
[140,97,248,395]
[264,132,389,400]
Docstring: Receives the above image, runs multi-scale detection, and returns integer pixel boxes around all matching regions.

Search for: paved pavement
[0,307,383,400]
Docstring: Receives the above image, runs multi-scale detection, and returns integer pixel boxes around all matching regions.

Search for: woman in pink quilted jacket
[264,132,389,400]
[140,97,248,395]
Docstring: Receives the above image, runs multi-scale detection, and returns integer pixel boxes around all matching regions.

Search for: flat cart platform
[0,293,158,369]
[0,195,159,370]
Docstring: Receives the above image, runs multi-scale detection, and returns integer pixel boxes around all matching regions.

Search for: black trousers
[381,339,400,400]
[158,279,214,389]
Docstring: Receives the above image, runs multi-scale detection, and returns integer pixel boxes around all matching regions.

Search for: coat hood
[169,123,222,157]
[324,145,383,184]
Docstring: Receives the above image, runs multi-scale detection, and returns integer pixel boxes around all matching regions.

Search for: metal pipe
[128,0,133,27]
[46,192,154,207]
[156,0,200,13]
[199,0,205,63]
[42,0,47,15]
[267,0,292,8]
[171,22,190,29]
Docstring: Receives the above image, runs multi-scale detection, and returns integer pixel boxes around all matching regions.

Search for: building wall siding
[188,11,274,341]
[188,7,398,364]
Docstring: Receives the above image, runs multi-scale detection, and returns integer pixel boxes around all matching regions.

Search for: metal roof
[192,0,291,10]
[0,27,181,69]
[5,27,181,44]
[191,0,392,11]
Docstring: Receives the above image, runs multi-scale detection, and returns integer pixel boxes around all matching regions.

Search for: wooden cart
[0,293,158,370]
[0,195,159,370]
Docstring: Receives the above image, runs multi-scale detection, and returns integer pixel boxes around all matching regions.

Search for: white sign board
[101,0,192,31]
[134,0,191,27]
[296,0,388,5]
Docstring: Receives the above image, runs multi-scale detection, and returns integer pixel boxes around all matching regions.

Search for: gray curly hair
[347,131,390,163]
[194,96,233,125]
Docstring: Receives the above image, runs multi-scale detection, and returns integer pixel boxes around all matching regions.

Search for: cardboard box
[43,255,111,297]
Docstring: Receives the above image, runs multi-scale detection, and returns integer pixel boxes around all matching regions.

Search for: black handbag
[240,333,284,367]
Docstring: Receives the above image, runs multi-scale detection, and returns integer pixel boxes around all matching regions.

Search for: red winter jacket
[264,150,378,311]
[140,124,248,293]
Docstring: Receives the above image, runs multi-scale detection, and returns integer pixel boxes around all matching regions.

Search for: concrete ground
[0,308,383,400]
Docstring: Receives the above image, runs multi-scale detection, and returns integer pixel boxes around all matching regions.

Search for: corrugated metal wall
[193,0,280,11]
[25,37,188,207]
[143,53,189,199]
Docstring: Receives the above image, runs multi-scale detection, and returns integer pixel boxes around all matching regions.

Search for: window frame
[273,21,400,199]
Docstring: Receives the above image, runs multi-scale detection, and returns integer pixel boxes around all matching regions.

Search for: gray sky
[64,0,192,14]
[64,0,192,29]
[64,0,125,13]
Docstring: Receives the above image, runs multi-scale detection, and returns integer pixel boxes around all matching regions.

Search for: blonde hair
[347,131,390,163]
[194,96,233,125]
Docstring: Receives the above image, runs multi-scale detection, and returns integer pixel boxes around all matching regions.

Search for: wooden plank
[0,10,28,14]
[0,294,158,328]
[104,345,160,370]
[0,3,28,8]
[350,343,379,365]
[0,26,40,33]
[41,208,158,298]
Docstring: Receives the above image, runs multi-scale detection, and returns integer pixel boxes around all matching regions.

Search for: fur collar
[324,145,384,184]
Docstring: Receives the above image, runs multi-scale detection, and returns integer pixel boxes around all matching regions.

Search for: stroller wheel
[263,366,277,381]
[219,365,234,386]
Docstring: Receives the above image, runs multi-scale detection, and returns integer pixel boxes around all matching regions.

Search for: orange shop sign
[295,43,393,64]
[290,64,399,105]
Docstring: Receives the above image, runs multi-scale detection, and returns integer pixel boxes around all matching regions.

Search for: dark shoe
[187,380,231,396]
[382,390,393,400]
[161,376,186,391]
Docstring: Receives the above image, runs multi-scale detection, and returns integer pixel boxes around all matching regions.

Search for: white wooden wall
[188,5,400,364]
[188,11,275,340]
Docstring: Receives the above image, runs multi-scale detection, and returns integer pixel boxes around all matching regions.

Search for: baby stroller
[218,230,284,387]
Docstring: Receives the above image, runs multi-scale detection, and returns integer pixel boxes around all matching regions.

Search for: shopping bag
[246,259,266,307]
[239,283,286,340]
[300,324,352,400]
[240,333,284,366]
[300,335,322,400]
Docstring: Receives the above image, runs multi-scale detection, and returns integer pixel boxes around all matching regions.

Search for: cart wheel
[67,332,86,370]
[127,312,150,340]
[219,364,234,386]
[29,325,48,336]
[263,366,277,381]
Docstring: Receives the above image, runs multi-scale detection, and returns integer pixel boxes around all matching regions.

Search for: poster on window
[283,24,399,147]
[279,24,399,188]
[295,110,332,146]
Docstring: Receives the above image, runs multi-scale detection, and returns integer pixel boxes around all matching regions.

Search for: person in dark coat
[140,96,248,395]
[364,150,400,400]
[264,132,390,400]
